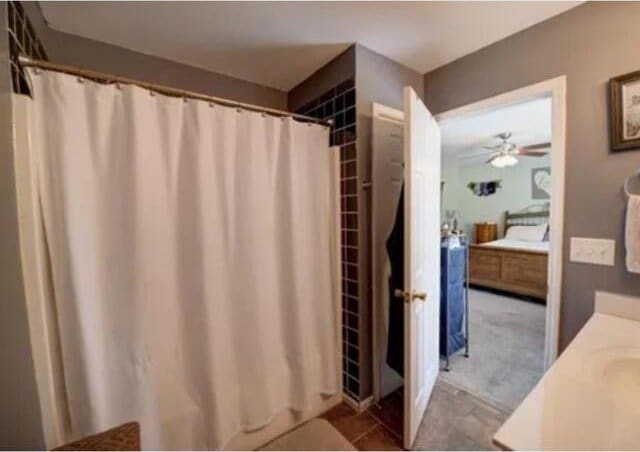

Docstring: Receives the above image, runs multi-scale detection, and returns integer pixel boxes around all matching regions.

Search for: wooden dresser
[474,222,498,244]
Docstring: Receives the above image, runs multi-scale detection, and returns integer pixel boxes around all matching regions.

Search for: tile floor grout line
[366,409,402,441]
[375,418,402,441]
[377,420,404,444]
[349,415,382,445]
[354,422,405,451]
[437,377,511,416]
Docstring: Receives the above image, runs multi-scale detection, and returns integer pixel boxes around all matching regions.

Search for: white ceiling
[40,2,580,91]
[442,97,552,165]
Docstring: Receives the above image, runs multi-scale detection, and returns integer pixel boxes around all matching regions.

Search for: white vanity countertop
[493,310,640,451]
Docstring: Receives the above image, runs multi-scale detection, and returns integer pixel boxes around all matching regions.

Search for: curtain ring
[208,102,215,108]
[149,90,155,97]
[236,108,243,113]
[77,77,84,84]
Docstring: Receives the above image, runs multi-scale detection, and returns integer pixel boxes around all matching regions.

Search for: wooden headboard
[504,205,550,233]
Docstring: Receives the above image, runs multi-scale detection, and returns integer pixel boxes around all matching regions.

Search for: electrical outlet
[570,238,615,266]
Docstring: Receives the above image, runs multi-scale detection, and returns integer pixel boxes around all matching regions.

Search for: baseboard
[342,393,375,413]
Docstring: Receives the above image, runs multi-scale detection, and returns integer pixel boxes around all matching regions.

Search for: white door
[402,86,441,449]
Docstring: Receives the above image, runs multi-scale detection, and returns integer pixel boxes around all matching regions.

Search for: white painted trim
[370,102,404,405]
[331,146,344,395]
[373,102,404,124]
[342,393,375,413]
[546,78,567,368]
[435,76,567,369]
[436,77,562,125]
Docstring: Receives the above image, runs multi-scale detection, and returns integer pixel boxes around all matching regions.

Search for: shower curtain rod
[18,56,332,127]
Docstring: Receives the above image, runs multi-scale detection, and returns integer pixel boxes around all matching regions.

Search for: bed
[468,207,549,301]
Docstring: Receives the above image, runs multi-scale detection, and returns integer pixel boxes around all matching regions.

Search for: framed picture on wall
[610,70,640,152]
[532,167,551,199]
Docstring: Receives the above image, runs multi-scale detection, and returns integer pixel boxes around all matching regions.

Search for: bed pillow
[504,223,548,242]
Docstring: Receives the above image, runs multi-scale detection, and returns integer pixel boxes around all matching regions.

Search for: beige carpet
[261,419,356,451]
[439,288,545,412]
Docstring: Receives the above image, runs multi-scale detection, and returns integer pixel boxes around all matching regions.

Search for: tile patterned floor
[320,390,403,450]
[320,378,509,451]
[413,379,508,451]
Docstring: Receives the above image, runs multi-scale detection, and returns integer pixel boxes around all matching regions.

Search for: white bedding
[480,238,549,253]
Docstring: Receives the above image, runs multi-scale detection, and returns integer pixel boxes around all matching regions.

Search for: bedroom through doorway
[438,96,552,414]
[369,78,565,449]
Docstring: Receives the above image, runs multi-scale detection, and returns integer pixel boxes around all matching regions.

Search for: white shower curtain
[26,69,338,449]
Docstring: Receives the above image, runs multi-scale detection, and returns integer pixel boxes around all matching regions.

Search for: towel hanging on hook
[624,170,640,197]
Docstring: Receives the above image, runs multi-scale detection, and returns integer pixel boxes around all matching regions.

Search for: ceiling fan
[482,132,550,167]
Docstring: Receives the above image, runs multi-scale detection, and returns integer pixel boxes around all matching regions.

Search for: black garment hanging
[385,185,404,377]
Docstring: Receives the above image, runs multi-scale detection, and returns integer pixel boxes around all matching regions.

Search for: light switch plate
[570,237,615,266]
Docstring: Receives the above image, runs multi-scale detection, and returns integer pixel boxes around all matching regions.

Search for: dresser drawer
[475,223,498,244]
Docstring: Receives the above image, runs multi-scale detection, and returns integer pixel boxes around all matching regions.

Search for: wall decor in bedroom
[532,166,551,199]
[610,70,640,152]
[467,180,502,197]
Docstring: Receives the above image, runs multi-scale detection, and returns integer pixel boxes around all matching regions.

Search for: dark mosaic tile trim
[297,79,360,400]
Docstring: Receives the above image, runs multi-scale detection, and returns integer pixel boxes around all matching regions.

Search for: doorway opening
[439,96,552,412]
[370,77,566,450]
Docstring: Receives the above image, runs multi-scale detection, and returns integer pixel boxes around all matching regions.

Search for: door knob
[412,292,427,301]
[394,289,427,302]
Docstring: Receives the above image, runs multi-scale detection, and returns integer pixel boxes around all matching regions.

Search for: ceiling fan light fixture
[490,154,518,168]
[503,154,518,166]
[491,155,507,168]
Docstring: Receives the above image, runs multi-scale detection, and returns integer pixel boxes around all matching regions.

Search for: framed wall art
[610,70,640,152]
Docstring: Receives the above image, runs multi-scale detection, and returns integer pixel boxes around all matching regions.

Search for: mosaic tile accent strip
[297,79,360,400]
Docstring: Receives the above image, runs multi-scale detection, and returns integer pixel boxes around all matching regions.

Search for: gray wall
[23,3,286,109]
[0,2,45,449]
[287,46,355,112]
[2,3,286,448]
[289,44,422,400]
[355,44,423,399]
[424,2,640,349]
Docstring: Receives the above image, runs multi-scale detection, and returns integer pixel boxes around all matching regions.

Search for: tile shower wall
[296,79,360,400]
[7,1,47,95]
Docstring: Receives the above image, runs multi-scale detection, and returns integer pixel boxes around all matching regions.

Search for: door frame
[435,76,567,369]
[371,102,405,404]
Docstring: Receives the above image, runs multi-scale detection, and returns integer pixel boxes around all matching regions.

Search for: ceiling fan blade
[520,142,551,151]
[459,149,495,160]
[483,144,502,150]
[486,155,499,164]
[518,150,549,157]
